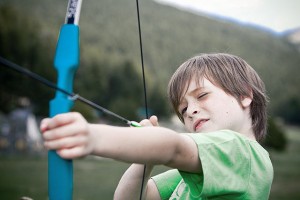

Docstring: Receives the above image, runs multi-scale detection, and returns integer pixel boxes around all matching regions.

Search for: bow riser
[49,24,79,200]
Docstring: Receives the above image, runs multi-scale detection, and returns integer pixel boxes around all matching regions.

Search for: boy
[41,53,273,199]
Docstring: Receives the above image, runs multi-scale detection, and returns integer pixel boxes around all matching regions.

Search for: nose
[186,103,200,118]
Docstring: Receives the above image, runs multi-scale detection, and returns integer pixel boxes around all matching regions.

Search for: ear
[240,96,252,108]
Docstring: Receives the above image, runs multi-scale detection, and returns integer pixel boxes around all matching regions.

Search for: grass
[0,126,299,199]
[0,156,169,199]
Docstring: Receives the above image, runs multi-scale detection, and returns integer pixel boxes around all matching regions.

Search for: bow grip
[54,24,79,96]
[49,24,79,200]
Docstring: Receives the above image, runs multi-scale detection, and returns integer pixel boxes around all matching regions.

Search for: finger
[139,115,159,127]
[139,119,152,127]
[149,115,159,126]
[43,121,87,141]
[44,135,87,150]
[40,118,51,133]
[47,112,82,130]
[139,119,148,126]
[57,146,87,159]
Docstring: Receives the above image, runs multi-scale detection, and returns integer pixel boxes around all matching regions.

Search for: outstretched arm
[41,112,201,172]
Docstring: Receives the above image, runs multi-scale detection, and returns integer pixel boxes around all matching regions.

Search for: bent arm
[114,116,162,200]
[114,164,161,200]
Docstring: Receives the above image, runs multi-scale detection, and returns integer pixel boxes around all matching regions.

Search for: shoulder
[187,129,250,145]
[186,129,267,162]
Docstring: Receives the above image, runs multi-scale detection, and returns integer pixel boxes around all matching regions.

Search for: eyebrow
[186,84,206,98]
[190,87,204,95]
[179,86,205,106]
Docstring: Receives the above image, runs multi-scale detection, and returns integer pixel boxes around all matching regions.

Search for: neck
[240,110,256,141]
[243,129,256,141]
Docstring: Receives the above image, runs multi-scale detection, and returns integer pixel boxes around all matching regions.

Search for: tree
[0,5,56,115]
[263,118,287,151]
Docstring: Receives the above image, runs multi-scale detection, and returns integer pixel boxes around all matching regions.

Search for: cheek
[218,100,243,123]
[204,98,222,113]
[183,120,194,132]
[208,98,237,119]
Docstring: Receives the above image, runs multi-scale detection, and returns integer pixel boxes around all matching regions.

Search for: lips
[193,119,209,131]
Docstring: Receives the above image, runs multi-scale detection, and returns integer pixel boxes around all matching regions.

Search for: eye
[198,93,208,99]
[181,107,187,115]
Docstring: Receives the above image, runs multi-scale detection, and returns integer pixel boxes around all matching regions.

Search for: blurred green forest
[0,0,300,125]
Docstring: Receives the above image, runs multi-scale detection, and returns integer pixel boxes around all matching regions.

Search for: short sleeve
[183,130,251,198]
[151,169,182,200]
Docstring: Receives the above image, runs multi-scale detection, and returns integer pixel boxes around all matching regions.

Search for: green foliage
[0,4,56,115]
[275,96,300,124]
[72,102,97,122]
[0,0,300,124]
[147,81,172,118]
[104,61,144,120]
[263,118,287,151]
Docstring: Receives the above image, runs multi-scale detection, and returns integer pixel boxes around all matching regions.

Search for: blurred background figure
[0,97,43,154]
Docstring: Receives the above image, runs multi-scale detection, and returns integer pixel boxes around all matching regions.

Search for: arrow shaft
[0,56,133,126]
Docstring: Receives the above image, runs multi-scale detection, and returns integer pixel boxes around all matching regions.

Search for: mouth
[193,119,209,132]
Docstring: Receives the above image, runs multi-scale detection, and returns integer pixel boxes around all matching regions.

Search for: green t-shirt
[152,130,273,200]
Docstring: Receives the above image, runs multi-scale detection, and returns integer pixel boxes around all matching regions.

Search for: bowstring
[135,0,149,199]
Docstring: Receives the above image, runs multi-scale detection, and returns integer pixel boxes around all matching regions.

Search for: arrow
[0,56,141,126]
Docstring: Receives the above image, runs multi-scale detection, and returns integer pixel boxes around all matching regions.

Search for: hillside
[0,0,299,123]
[285,28,300,52]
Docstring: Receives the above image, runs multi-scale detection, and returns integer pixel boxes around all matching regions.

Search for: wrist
[89,124,100,156]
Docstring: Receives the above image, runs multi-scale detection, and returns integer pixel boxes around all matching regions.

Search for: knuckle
[52,116,61,125]
[140,119,150,126]
[72,112,80,117]
[73,112,82,120]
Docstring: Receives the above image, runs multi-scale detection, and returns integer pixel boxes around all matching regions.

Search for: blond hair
[168,53,268,142]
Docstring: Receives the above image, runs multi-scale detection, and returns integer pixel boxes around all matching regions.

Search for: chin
[196,126,218,133]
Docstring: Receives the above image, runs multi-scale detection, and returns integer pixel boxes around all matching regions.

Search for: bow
[48,0,82,199]
[50,0,148,199]
[0,0,148,199]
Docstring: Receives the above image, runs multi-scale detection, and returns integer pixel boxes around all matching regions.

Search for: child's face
[178,77,250,133]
